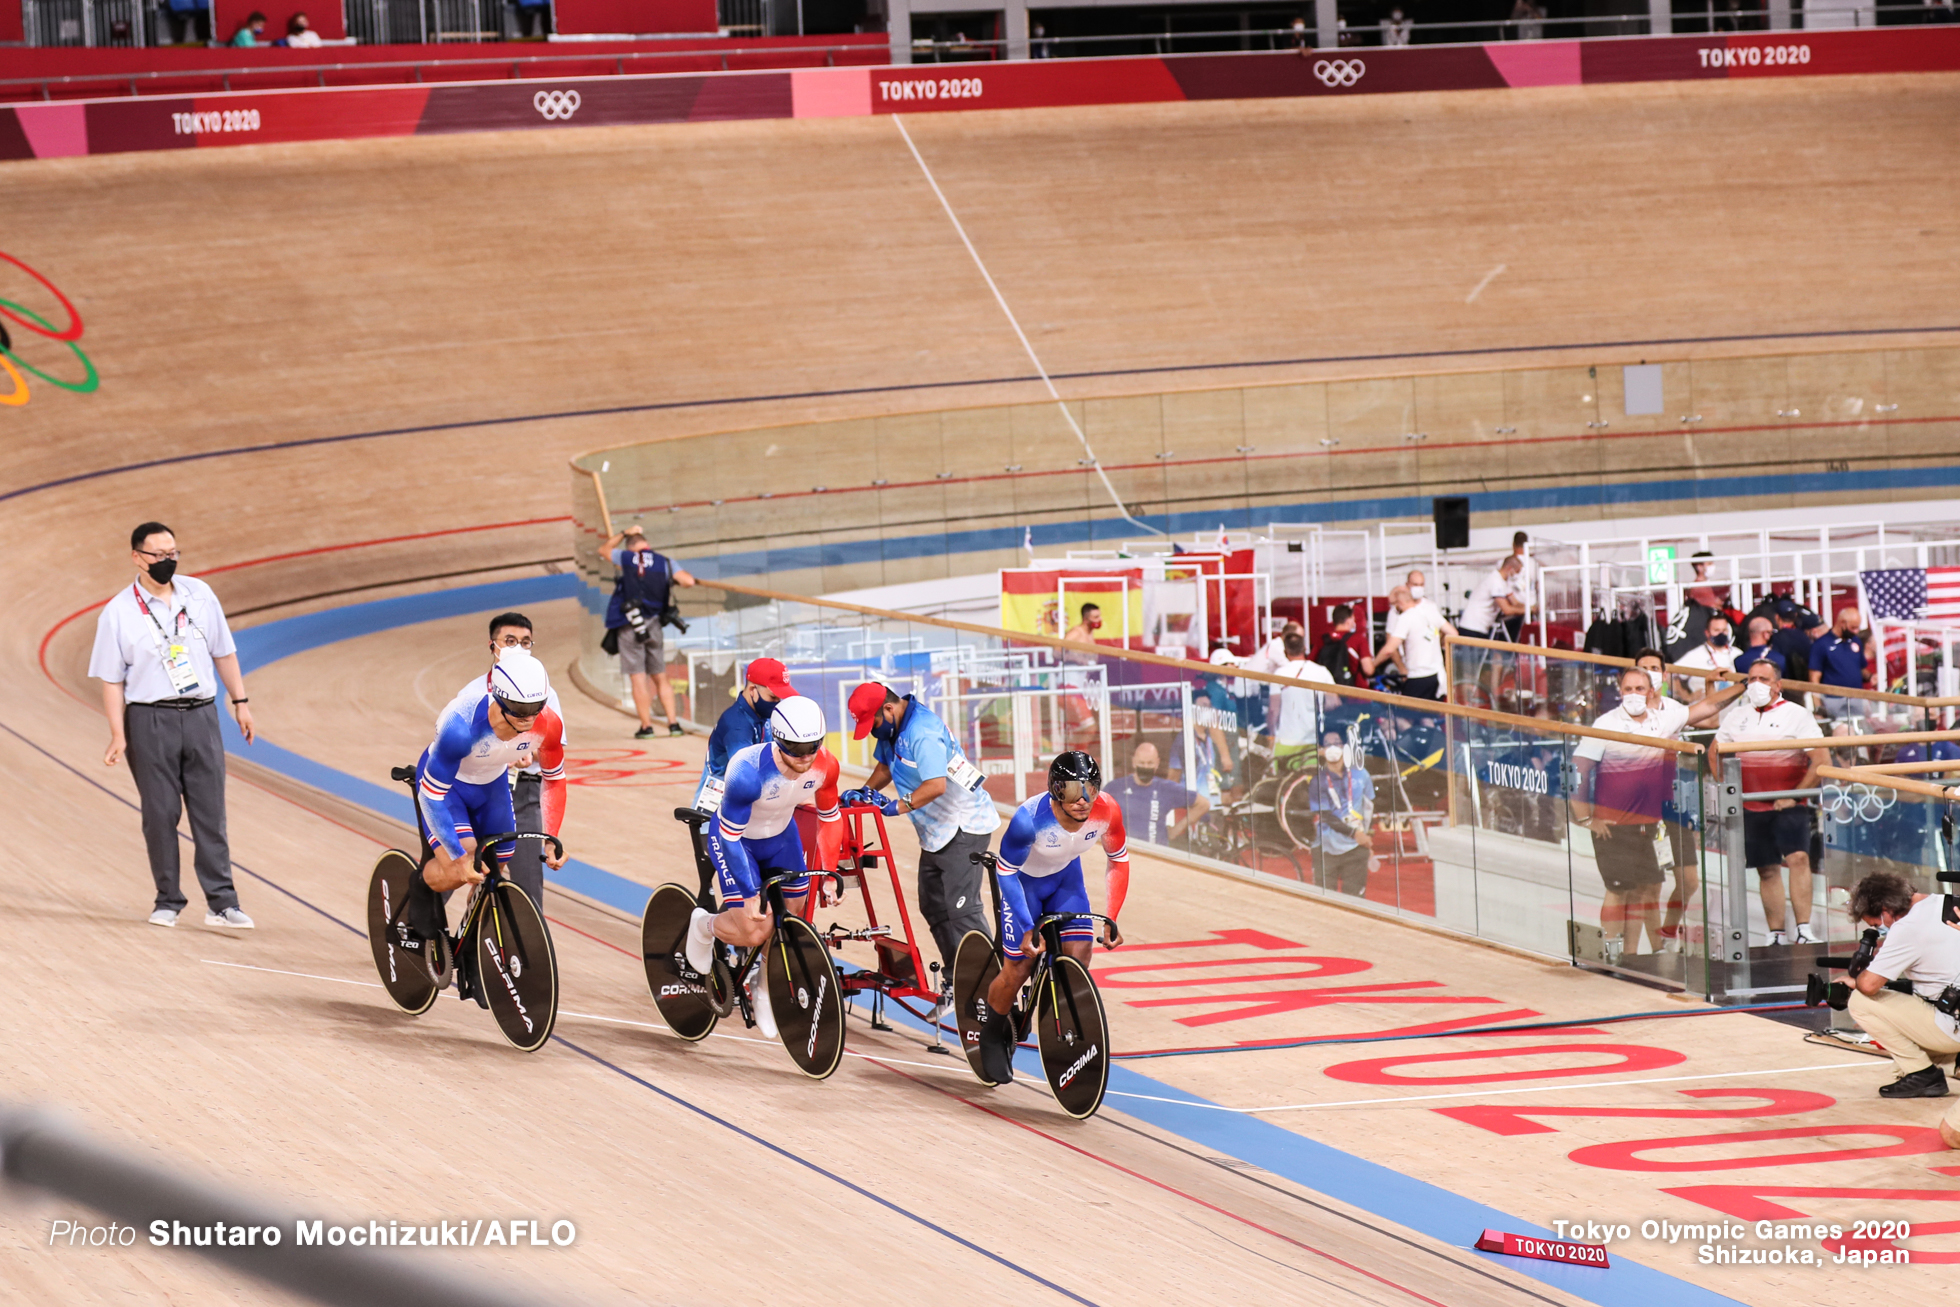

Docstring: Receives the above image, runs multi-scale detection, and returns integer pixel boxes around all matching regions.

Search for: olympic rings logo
[0,251,97,409]
[1313,58,1366,88]
[1822,782,1897,824]
[534,90,582,121]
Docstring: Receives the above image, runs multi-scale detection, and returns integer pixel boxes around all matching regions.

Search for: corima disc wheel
[1036,956,1109,1120]
[367,850,439,1015]
[952,929,1002,1085]
[641,883,719,1041]
[767,916,845,1080]
[477,883,558,1053]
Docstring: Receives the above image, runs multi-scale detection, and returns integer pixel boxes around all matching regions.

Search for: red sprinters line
[864,1057,1452,1307]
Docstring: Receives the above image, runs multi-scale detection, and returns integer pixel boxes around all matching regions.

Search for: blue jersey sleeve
[417,710,477,858]
[712,756,763,891]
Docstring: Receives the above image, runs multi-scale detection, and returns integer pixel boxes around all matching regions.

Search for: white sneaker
[1602,936,1625,963]
[1767,930,1789,947]
[148,908,179,928]
[205,907,255,929]
[1794,923,1823,945]
[684,908,716,975]
[1658,929,1681,954]
[747,971,778,1040]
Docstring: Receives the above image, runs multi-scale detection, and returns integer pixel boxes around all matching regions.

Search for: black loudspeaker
[1432,496,1470,550]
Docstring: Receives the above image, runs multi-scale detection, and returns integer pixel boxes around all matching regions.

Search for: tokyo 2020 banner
[2,27,1958,163]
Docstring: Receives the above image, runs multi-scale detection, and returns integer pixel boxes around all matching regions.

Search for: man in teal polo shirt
[842,681,1000,972]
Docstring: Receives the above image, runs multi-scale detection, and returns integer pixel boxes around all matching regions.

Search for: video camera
[1803,928,1895,1012]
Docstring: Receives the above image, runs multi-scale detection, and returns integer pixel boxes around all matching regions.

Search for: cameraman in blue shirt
[603,524,696,739]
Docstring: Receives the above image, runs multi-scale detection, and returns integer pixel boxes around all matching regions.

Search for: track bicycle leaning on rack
[366,766,562,1053]
[640,807,846,1079]
[951,850,1117,1120]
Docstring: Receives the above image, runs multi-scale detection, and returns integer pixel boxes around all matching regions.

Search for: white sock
[1795,923,1822,943]
[684,908,715,974]
[749,971,778,1040]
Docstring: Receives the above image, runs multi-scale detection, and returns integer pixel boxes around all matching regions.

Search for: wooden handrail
[1818,764,1958,801]
[1714,730,1960,753]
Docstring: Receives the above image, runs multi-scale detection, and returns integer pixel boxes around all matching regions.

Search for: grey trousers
[508,772,545,910]
[917,828,993,973]
[125,702,237,913]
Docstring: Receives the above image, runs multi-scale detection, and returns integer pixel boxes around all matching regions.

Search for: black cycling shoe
[1879,1066,1950,1098]
[978,1008,1017,1086]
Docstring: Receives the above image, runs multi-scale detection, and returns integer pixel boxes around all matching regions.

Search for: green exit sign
[1646,545,1677,585]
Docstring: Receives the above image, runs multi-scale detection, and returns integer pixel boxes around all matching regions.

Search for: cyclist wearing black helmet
[975,750,1129,1083]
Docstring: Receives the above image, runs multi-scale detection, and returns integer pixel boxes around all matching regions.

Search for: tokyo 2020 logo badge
[0,251,98,408]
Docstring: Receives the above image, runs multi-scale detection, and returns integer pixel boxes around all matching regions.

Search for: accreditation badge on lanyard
[137,585,204,697]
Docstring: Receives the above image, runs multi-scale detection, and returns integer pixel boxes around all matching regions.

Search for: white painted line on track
[200,958,973,1078]
[202,959,382,986]
[1107,1060,1889,1113]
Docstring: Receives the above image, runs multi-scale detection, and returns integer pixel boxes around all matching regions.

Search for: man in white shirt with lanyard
[89,523,257,929]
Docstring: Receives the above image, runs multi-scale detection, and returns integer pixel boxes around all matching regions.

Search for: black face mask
[1133,768,1158,785]
[146,558,177,586]
[1707,632,1730,647]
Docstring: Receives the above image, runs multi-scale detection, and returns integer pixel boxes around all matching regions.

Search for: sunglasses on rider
[495,698,545,721]
[776,737,822,758]
[1049,779,1099,804]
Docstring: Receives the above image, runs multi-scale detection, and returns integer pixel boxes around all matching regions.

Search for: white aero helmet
[489,648,551,714]
[770,696,826,756]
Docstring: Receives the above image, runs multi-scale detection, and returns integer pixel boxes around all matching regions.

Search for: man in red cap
[693,657,798,811]
[840,681,1000,975]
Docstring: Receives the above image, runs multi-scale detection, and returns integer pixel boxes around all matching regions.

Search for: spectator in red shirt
[1710,659,1826,946]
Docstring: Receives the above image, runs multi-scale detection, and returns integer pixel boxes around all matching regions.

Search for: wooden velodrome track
[6,72,1960,1304]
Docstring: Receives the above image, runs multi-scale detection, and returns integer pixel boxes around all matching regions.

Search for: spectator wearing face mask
[1734,615,1787,683]
[1458,555,1526,641]
[694,657,797,811]
[1635,647,1700,949]
[1711,659,1827,946]
[1808,606,1872,720]
[1105,741,1210,848]
[1571,666,1690,961]
[1673,612,1737,701]
[1308,731,1375,896]
[1379,581,1455,702]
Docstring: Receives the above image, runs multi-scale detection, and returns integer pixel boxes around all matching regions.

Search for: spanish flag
[999,568,1145,643]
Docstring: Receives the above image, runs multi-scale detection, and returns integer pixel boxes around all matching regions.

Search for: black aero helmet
[1048,750,1102,805]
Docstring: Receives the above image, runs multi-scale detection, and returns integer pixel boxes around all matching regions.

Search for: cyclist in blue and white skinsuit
[682,697,841,1038]
[975,751,1129,1086]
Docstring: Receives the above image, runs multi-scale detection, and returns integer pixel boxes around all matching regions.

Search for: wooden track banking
[6,74,1960,1304]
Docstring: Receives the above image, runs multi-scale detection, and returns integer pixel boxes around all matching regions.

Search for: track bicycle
[639,807,846,1080]
[366,767,561,1053]
[950,851,1116,1120]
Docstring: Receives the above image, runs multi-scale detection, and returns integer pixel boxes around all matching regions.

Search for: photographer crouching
[1842,871,1960,1147]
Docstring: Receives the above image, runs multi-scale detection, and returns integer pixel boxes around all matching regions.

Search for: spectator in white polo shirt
[1459,555,1526,641]
[1711,658,1826,946]
[1672,612,1737,702]
[1379,583,1454,701]
[1571,665,1689,961]
[89,522,256,929]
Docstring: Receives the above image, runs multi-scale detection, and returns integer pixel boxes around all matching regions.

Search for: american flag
[1861,567,1960,622]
